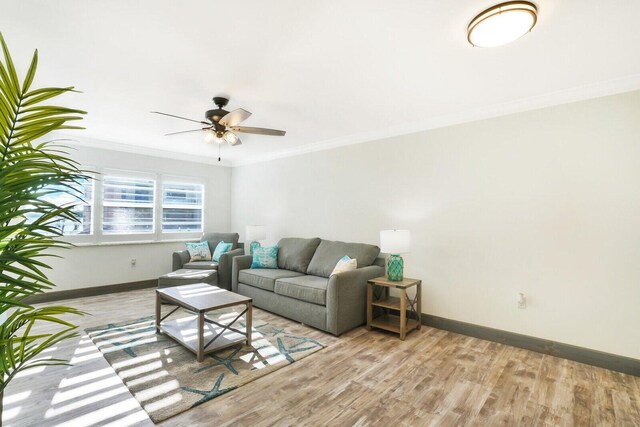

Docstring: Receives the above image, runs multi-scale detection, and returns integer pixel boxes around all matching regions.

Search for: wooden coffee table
[155,283,252,362]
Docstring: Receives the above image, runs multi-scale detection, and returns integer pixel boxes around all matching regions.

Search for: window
[162,182,204,232]
[102,176,155,234]
[24,178,93,235]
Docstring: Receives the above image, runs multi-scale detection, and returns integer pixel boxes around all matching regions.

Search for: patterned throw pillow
[251,245,279,269]
[185,241,211,262]
[330,255,357,276]
[212,241,232,262]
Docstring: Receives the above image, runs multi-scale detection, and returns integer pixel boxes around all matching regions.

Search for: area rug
[85,311,324,423]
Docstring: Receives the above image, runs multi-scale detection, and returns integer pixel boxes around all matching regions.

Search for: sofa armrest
[232,255,253,293]
[172,250,190,271]
[326,265,385,336]
[217,248,245,290]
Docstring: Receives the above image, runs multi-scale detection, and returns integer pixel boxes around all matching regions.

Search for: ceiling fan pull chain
[218,143,221,162]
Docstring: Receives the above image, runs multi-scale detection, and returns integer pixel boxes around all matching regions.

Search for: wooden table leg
[197,311,205,362]
[366,282,373,330]
[246,302,253,346]
[400,288,407,340]
[155,291,161,333]
[416,281,422,330]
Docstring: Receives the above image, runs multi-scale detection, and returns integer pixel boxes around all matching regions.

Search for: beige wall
[47,145,232,291]
[231,90,640,359]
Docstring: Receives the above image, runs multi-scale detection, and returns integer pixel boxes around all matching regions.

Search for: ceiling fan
[151,96,286,161]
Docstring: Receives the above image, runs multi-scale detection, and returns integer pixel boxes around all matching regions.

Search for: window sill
[71,238,199,247]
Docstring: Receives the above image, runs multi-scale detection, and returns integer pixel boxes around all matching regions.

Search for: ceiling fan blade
[165,128,209,136]
[219,108,252,126]
[151,111,210,125]
[230,126,286,136]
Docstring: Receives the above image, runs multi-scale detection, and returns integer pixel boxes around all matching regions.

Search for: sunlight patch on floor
[3,390,31,405]
[143,392,183,413]
[2,404,22,421]
[13,363,48,378]
[112,351,160,369]
[45,385,130,418]
[51,397,143,427]
[119,360,163,379]
[100,409,150,427]
[126,369,169,388]
[101,337,158,355]
[59,367,115,389]
[134,379,180,402]
[52,376,124,404]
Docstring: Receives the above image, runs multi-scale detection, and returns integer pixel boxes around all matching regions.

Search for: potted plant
[0,33,89,425]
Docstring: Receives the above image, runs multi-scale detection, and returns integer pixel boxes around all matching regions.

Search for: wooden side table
[367,276,422,340]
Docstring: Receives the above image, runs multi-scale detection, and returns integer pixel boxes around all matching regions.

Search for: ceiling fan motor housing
[206,108,229,132]
[207,96,231,132]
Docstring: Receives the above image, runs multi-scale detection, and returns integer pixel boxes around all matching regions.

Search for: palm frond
[0,32,89,394]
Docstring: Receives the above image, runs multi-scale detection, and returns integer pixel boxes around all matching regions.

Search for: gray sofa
[232,237,385,336]
[172,232,245,290]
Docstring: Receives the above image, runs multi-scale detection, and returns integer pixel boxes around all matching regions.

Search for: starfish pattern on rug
[277,336,324,363]
[182,373,237,407]
[88,316,156,358]
[253,323,286,337]
[195,346,245,375]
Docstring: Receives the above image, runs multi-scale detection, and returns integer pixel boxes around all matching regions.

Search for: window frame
[41,172,97,245]
[101,170,157,240]
[160,179,205,235]
[59,168,206,245]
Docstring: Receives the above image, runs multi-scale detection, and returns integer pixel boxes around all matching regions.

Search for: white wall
[47,144,232,291]
[231,90,640,359]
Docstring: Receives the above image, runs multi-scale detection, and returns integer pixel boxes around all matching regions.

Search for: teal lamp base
[387,254,404,281]
[249,241,261,255]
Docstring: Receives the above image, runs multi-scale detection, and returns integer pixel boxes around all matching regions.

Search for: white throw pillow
[330,255,357,276]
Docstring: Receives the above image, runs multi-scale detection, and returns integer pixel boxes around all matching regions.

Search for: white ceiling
[3,1,640,166]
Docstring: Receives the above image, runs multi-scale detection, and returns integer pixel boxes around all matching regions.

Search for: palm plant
[0,33,89,424]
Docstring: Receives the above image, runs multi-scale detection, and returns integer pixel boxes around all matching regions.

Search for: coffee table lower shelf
[159,317,247,357]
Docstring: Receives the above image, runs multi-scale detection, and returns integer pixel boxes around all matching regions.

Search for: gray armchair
[172,232,245,290]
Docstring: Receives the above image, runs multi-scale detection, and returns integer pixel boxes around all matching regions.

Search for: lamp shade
[246,225,266,241]
[380,230,411,254]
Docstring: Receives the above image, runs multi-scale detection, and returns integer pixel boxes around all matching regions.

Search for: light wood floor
[3,288,640,426]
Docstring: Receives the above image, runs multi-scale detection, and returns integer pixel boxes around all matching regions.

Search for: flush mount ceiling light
[467,1,537,47]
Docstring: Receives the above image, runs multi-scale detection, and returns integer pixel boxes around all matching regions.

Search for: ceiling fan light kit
[467,1,537,48]
[152,96,286,161]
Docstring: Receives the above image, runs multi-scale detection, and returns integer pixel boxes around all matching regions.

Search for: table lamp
[380,229,411,281]
[246,225,266,254]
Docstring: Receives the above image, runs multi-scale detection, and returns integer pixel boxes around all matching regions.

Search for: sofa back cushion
[307,240,380,278]
[201,232,240,252]
[277,237,321,274]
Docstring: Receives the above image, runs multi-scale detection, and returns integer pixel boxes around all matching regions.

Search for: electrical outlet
[131,258,137,267]
[517,292,526,309]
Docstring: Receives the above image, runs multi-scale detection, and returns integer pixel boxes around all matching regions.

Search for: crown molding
[48,74,640,168]
[49,132,233,167]
[233,73,640,167]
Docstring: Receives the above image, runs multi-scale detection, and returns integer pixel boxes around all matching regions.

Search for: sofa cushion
[201,232,240,252]
[212,241,232,262]
[185,241,211,261]
[183,261,218,270]
[274,275,329,306]
[307,240,380,278]
[251,245,279,269]
[277,237,321,274]
[239,268,304,292]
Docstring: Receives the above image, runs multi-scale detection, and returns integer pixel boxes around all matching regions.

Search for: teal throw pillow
[185,241,211,262]
[212,241,232,262]
[251,245,279,269]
